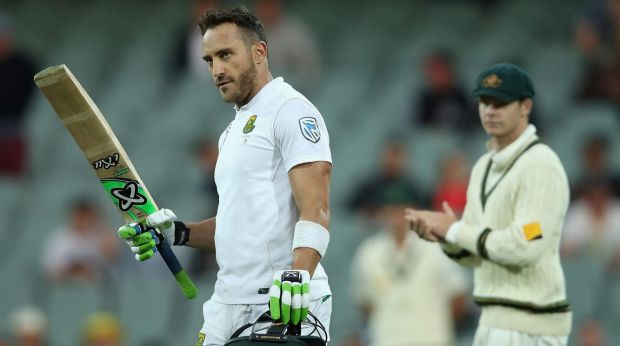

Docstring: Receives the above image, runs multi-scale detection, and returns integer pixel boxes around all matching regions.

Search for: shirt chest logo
[243,115,257,134]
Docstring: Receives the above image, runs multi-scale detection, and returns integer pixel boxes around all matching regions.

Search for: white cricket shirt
[212,77,332,304]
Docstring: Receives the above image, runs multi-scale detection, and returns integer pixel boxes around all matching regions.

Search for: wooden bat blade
[34,65,197,299]
[35,64,157,222]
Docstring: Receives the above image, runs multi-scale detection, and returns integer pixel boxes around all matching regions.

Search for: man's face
[202,23,258,105]
[380,204,409,233]
[424,56,453,91]
[72,207,97,233]
[478,96,530,138]
[583,141,607,170]
[381,144,406,176]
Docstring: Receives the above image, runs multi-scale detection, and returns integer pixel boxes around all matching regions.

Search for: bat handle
[158,242,198,299]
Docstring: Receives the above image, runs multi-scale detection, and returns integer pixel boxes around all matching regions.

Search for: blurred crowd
[3,306,153,346]
[2,0,620,345]
[0,10,36,178]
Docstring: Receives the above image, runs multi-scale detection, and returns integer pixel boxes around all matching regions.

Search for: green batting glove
[269,270,310,325]
[118,223,161,262]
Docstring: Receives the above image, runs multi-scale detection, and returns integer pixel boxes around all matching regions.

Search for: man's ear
[253,41,268,65]
[520,98,533,117]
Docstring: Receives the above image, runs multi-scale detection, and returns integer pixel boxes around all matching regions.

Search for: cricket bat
[34,64,198,299]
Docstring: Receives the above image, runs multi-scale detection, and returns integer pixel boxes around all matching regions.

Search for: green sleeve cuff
[440,242,464,254]
[440,242,472,260]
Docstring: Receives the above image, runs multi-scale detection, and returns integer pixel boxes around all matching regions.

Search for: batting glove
[269,270,310,325]
[146,208,178,244]
[118,223,162,261]
[117,208,190,262]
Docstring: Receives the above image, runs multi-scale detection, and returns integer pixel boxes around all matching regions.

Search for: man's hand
[269,270,310,325]
[117,208,186,261]
[405,202,457,242]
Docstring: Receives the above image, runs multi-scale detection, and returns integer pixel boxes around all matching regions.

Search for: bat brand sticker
[113,167,129,177]
[298,117,320,143]
[111,181,147,211]
[93,153,119,169]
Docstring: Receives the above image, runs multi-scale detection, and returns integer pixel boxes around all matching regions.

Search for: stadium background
[1,0,619,345]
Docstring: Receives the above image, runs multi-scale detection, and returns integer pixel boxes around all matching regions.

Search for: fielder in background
[118,7,332,345]
[405,63,572,346]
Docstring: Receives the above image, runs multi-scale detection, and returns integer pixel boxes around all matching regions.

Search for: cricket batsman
[406,63,572,345]
[117,7,332,345]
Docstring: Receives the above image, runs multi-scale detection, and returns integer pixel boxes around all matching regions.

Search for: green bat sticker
[100,178,156,221]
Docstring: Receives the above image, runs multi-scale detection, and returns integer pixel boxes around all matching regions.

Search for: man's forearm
[453,221,550,268]
[186,217,216,251]
[293,214,329,277]
[287,161,331,277]
[292,247,321,277]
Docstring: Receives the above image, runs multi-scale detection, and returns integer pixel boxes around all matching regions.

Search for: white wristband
[292,220,330,258]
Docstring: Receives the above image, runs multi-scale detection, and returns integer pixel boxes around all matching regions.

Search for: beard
[221,62,258,107]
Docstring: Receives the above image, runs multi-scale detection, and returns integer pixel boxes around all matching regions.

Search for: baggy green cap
[473,63,535,102]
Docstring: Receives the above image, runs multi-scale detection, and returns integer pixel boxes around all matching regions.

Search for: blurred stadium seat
[1,0,615,345]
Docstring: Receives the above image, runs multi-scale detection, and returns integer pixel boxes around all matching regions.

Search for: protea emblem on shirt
[243,115,257,134]
[299,117,321,143]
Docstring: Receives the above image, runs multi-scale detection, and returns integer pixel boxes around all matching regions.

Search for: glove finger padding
[269,277,282,320]
[281,281,292,324]
[118,223,140,239]
[291,282,302,324]
[268,270,310,325]
[118,224,161,262]
[131,241,157,254]
[136,229,162,261]
[132,231,155,246]
[301,282,310,322]
[136,248,156,261]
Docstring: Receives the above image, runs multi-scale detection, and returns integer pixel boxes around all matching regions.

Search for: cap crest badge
[482,74,503,88]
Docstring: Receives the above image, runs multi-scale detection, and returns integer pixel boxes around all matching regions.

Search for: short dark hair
[69,197,97,213]
[198,6,267,46]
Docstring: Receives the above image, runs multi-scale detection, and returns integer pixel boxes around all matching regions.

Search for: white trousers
[473,325,569,346]
[197,296,332,346]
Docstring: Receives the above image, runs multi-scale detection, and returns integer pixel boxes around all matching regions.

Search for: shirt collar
[234,77,284,113]
[487,124,538,171]
[382,230,415,251]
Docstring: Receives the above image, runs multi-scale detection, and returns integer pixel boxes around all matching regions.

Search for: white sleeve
[561,204,587,245]
[350,241,375,306]
[273,98,332,172]
[42,232,70,274]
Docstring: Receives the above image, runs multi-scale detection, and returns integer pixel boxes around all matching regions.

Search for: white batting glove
[269,270,310,325]
[146,208,177,246]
